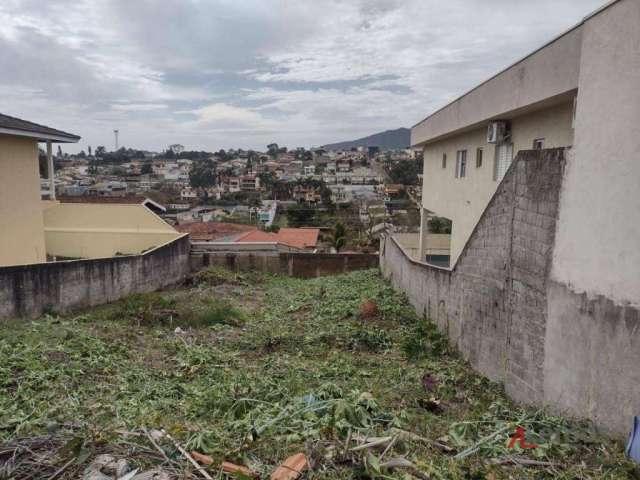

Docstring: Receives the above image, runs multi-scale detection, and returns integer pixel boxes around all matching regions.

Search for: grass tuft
[195,298,245,327]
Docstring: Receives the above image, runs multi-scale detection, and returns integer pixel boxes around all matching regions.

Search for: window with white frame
[494,143,513,181]
[455,150,467,178]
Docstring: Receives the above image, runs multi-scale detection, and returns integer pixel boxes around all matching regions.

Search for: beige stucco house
[0,114,80,266]
[413,0,638,275]
[0,113,184,267]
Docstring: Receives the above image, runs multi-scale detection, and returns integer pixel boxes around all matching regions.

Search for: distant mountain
[322,127,410,151]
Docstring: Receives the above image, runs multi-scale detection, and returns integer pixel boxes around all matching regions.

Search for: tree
[57,145,63,158]
[112,166,127,176]
[267,143,279,158]
[271,180,293,200]
[216,149,229,162]
[141,162,153,175]
[330,221,347,252]
[95,146,106,157]
[189,159,216,197]
[88,146,92,156]
[259,171,276,194]
[428,216,452,234]
[286,203,315,226]
[320,183,335,213]
[247,194,262,209]
[389,159,421,185]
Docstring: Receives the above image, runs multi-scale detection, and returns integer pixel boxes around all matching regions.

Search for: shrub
[402,320,448,361]
[192,267,244,286]
[350,328,391,352]
[112,293,176,326]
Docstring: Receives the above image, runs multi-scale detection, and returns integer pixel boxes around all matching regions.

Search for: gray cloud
[0,0,606,152]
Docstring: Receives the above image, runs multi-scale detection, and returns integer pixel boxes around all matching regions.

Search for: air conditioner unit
[487,121,509,144]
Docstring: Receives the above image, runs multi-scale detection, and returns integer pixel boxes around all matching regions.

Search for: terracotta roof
[235,228,320,250]
[0,112,80,142]
[176,222,257,241]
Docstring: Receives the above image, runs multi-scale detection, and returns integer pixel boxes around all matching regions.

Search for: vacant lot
[0,269,635,479]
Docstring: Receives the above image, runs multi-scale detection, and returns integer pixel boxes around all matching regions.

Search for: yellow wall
[0,134,46,266]
[420,101,574,264]
[43,203,182,259]
[394,232,450,262]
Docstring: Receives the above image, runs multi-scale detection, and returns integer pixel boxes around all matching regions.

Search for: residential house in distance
[175,221,256,242]
[180,186,198,201]
[382,0,640,437]
[257,200,278,227]
[240,174,260,192]
[292,184,322,204]
[228,177,241,193]
[234,228,320,252]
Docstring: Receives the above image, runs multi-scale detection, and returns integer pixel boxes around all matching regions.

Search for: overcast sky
[0,0,605,153]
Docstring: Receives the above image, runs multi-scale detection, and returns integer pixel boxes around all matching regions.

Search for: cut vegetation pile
[0,268,636,479]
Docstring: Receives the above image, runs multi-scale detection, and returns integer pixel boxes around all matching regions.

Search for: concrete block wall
[0,235,191,319]
[382,147,640,435]
[191,251,379,279]
[381,150,564,406]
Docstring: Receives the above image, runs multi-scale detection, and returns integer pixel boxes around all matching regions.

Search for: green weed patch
[0,270,635,479]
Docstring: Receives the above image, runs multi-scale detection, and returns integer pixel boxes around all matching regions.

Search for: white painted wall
[551,0,640,305]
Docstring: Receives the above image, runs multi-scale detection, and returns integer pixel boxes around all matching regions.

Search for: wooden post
[46,140,55,200]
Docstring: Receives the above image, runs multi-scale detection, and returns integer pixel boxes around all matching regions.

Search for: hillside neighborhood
[0,0,639,479]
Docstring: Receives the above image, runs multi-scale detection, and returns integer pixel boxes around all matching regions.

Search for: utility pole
[114,129,119,150]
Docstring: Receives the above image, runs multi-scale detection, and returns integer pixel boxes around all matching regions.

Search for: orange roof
[235,228,319,250]
[176,222,256,241]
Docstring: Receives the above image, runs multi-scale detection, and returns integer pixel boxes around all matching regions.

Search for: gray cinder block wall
[0,235,191,319]
[380,148,640,436]
[191,250,379,278]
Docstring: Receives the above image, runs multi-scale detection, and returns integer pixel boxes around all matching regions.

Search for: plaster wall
[43,203,181,259]
[0,235,190,319]
[420,102,573,264]
[0,134,46,266]
[551,0,640,305]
